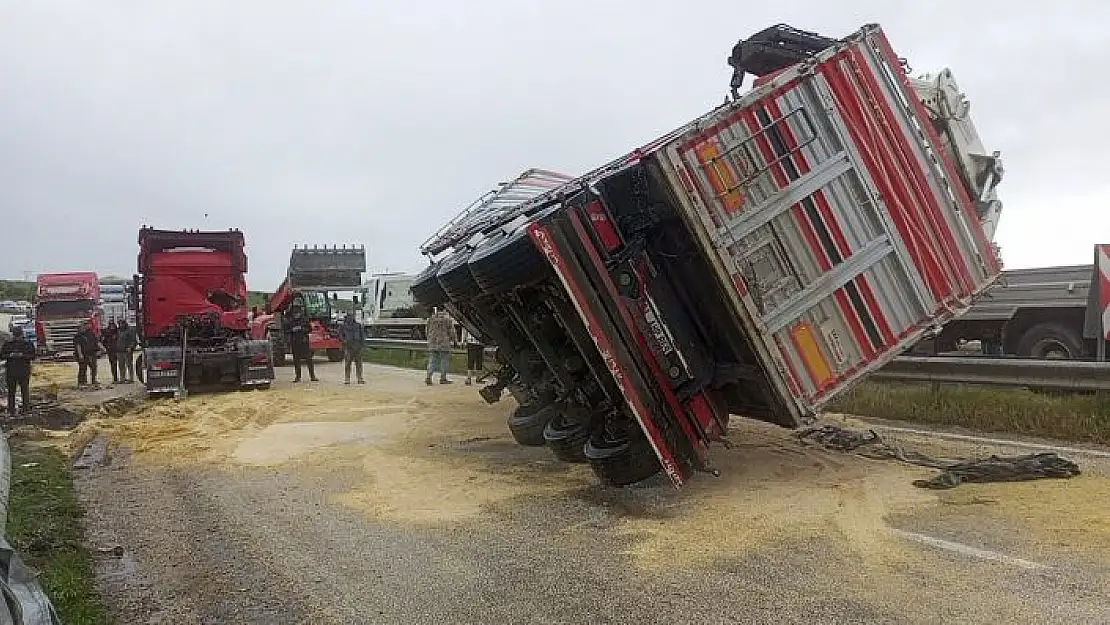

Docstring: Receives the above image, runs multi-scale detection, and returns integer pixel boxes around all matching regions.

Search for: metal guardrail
[365,337,492,355]
[365,338,1110,392]
[873,356,1110,392]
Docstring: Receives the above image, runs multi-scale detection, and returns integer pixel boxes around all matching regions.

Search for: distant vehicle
[8,315,36,350]
[99,281,135,325]
[34,272,100,358]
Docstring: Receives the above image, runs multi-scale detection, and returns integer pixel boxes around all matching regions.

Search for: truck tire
[411,261,448,308]
[584,427,661,486]
[436,248,481,302]
[543,409,593,464]
[1016,322,1084,360]
[326,348,343,362]
[468,227,548,296]
[507,402,556,447]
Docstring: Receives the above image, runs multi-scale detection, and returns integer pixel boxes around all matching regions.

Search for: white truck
[358,273,429,339]
[99,281,135,325]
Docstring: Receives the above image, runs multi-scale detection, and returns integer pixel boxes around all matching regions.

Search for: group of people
[0,317,138,417]
[72,319,138,387]
[282,298,367,385]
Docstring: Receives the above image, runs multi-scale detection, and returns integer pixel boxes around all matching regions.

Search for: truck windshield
[301,292,331,318]
[37,300,95,317]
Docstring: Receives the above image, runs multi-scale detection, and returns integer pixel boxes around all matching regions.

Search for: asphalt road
[68,361,1110,625]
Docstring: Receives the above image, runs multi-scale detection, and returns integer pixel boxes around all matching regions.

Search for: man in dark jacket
[1,327,35,417]
[339,312,365,385]
[73,321,100,387]
[284,300,317,382]
[117,320,138,383]
[101,320,120,383]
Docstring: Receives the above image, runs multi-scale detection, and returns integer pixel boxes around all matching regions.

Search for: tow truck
[250,245,366,365]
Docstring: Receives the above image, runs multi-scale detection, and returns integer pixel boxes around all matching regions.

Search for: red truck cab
[134,228,274,394]
[34,272,100,358]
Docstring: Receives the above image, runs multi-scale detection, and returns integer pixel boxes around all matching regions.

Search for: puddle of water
[233,421,382,465]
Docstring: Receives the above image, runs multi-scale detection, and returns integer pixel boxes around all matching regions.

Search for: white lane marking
[867,425,1110,459]
[891,530,1046,570]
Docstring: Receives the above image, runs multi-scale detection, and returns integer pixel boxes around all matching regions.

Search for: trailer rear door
[655,25,1000,419]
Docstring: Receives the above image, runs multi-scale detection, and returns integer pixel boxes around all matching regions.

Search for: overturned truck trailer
[413,24,1003,488]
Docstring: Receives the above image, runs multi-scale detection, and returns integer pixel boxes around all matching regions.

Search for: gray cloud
[0,1,1104,288]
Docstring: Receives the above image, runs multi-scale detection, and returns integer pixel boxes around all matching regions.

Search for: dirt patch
[5,398,84,430]
[31,362,77,390]
[584,419,937,570]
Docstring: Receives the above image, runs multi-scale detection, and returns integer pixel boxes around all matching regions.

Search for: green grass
[8,444,111,625]
[828,381,1110,445]
[361,347,470,375]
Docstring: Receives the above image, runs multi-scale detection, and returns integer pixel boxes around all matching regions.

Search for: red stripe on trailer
[819,56,948,306]
[855,274,896,346]
[870,31,1000,276]
[527,221,688,487]
[759,98,877,359]
[1098,245,1110,341]
[753,67,792,89]
[567,212,710,466]
[845,45,973,298]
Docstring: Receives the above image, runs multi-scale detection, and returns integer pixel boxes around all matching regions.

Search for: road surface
[66,361,1110,624]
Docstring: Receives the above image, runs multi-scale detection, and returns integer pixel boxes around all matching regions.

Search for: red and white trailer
[416,23,1004,487]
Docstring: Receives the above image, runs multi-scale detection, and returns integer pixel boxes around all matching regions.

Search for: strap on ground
[794,425,1082,489]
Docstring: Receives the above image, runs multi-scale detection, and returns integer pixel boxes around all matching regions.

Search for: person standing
[73,321,100,387]
[101,320,120,384]
[339,311,366,385]
[463,329,484,386]
[425,307,455,386]
[1,327,35,417]
[117,319,138,383]
[285,300,317,382]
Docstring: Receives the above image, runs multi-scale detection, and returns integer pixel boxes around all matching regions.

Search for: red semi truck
[34,272,101,358]
[133,228,275,395]
[413,24,1004,488]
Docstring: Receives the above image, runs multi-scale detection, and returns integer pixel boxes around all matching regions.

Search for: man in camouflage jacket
[424,308,455,385]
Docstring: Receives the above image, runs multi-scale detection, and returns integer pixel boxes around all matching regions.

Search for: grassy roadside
[829,381,1110,445]
[8,443,111,625]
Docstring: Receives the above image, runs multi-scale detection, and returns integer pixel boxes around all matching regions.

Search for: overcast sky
[1,1,1106,291]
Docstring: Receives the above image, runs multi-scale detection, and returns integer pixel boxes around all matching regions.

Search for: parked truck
[412,23,1003,488]
[99,280,135,325]
[358,272,425,339]
[250,245,366,365]
[359,272,466,341]
[133,227,274,395]
[33,272,100,358]
[912,262,1106,359]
